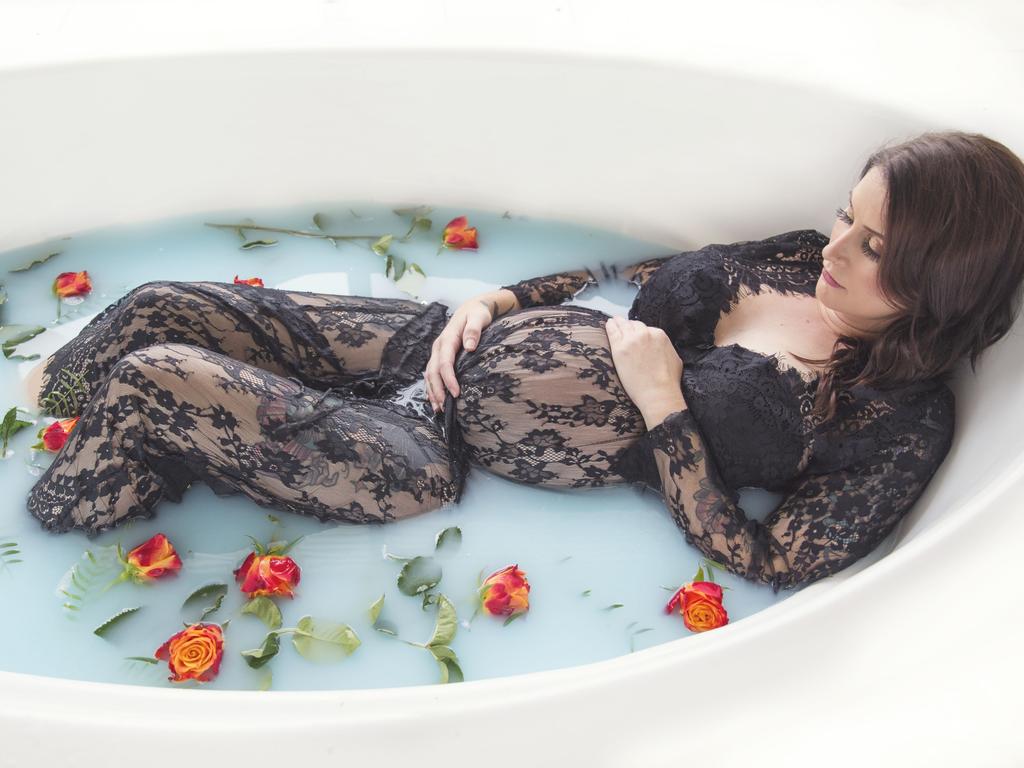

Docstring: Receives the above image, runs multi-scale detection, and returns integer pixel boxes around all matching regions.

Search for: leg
[36,280,449,416]
[27,343,458,537]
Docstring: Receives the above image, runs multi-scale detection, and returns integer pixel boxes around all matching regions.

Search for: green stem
[204,222,382,241]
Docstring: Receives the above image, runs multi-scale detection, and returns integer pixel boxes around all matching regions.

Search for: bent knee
[109,342,210,379]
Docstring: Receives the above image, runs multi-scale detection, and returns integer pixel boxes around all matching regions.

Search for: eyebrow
[848,189,885,240]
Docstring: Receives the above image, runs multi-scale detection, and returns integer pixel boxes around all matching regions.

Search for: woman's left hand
[605,315,687,428]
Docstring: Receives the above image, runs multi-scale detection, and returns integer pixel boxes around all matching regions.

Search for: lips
[823,268,844,288]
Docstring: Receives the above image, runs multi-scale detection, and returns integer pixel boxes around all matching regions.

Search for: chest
[711,286,837,380]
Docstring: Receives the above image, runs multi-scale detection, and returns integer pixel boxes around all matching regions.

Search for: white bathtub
[1,1,1022,764]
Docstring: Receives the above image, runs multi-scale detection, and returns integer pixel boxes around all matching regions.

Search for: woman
[25,130,1024,593]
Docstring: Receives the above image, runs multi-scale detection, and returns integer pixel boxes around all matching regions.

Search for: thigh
[451,306,648,488]
[27,342,459,536]
[38,279,451,416]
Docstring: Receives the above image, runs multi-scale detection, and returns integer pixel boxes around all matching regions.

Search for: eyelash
[835,207,881,261]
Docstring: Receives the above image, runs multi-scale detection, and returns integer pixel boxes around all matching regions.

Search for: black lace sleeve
[499,268,599,309]
[641,387,955,594]
[619,255,674,289]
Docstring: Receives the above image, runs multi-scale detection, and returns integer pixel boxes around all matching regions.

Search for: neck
[816,300,884,342]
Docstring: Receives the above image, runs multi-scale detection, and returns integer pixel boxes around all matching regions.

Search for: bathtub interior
[0,48,1020,688]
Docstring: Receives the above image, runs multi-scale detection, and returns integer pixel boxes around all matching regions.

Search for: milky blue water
[0,202,795,691]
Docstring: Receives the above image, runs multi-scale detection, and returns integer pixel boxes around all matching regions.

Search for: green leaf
[503,611,526,627]
[0,325,46,359]
[291,616,361,663]
[123,656,159,664]
[241,632,281,669]
[694,566,705,582]
[602,603,624,611]
[267,535,303,556]
[429,644,464,684]
[371,234,393,257]
[181,583,228,623]
[392,205,433,218]
[240,239,278,250]
[369,593,385,624]
[581,589,592,597]
[397,555,443,596]
[9,251,62,273]
[433,526,462,555]
[427,594,458,648]
[373,620,398,637]
[93,606,142,637]
[241,595,283,629]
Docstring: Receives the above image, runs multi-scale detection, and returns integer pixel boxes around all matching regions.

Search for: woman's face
[818,165,903,338]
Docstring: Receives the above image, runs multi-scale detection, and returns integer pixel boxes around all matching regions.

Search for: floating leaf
[9,251,62,273]
[374,620,398,637]
[368,594,385,624]
[1,407,34,455]
[240,239,278,250]
[429,644,464,684]
[1,325,46,360]
[241,595,282,630]
[503,612,525,627]
[392,205,433,218]
[94,606,142,637]
[397,555,443,596]
[602,603,624,611]
[428,595,458,648]
[241,632,281,669]
[421,591,438,611]
[371,234,393,257]
[291,616,361,663]
[123,656,159,665]
[181,583,228,623]
[581,589,591,597]
[58,545,120,613]
[433,527,461,555]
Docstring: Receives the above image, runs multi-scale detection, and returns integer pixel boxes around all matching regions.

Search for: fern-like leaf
[40,367,90,418]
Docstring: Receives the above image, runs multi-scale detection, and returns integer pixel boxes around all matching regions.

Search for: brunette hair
[791,130,1024,423]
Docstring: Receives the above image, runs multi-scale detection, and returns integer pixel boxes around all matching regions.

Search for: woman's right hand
[425,291,515,413]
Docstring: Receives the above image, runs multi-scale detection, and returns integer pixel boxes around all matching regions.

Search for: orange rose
[233,275,264,287]
[479,564,530,617]
[441,216,478,250]
[32,417,79,452]
[124,533,182,581]
[52,271,93,298]
[155,623,224,683]
[665,581,729,633]
[233,551,301,598]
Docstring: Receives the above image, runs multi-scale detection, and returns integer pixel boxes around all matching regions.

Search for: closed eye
[835,207,882,261]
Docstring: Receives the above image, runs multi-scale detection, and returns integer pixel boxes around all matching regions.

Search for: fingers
[425,334,463,413]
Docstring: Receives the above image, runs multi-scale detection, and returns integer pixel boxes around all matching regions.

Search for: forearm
[499,267,598,309]
[470,288,521,319]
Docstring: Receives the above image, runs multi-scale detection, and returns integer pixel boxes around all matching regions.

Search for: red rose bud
[233,275,264,287]
[124,533,182,581]
[441,216,479,250]
[233,551,301,598]
[155,623,224,683]
[34,417,80,453]
[479,564,530,617]
[52,271,93,298]
[665,581,729,633]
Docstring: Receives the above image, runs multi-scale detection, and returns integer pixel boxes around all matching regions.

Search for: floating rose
[52,271,92,298]
[234,551,301,599]
[155,622,224,683]
[122,533,183,581]
[665,580,729,633]
[441,216,478,250]
[233,275,264,287]
[31,417,79,453]
[479,564,530,619]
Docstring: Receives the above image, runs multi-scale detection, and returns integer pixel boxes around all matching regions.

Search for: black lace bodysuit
[476,228,956,593]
